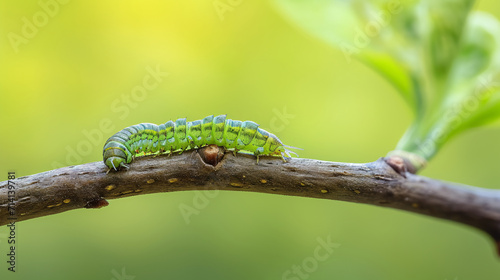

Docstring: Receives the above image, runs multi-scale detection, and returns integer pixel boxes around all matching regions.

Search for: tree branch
[1,148,500,256]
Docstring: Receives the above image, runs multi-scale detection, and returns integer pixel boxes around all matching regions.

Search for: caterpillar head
[267,134,300,160]
[103,141,132,171]
[274,145,300,159]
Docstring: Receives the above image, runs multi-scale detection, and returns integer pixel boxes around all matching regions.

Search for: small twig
[1,147,500,256]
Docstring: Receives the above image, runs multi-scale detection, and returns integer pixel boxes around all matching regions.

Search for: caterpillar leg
[280,154,287,163]
[105,157,119,173]
[232,148,239,156]
[254,147,264,164]
[105,158,129,173]
[187,137,196,149]
[110,160,118,171]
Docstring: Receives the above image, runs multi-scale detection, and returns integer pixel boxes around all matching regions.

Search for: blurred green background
[1,1,499,279]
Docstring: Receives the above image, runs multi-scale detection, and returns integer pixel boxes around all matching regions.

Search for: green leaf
[274,0,475,118]
[275,0,500,165]
[395,11,500,160]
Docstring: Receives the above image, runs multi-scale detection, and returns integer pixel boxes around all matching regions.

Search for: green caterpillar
[103,115,298,171]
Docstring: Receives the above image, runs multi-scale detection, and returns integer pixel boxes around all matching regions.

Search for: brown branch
[1,147,500,256]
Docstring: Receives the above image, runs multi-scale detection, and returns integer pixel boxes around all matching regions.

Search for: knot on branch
[198,144,226,167]
[385,150,428,175]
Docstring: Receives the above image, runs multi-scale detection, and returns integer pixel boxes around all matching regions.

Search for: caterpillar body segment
[201,115,215,145]
[187,120,203,148]
[212,115,227,146]
[223,119,242,149]
[103,115,298,171]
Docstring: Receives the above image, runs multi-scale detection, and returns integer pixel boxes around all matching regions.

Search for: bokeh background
[1,1,500,279]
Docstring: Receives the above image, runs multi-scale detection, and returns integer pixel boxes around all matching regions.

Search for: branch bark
[1,148,500,256]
